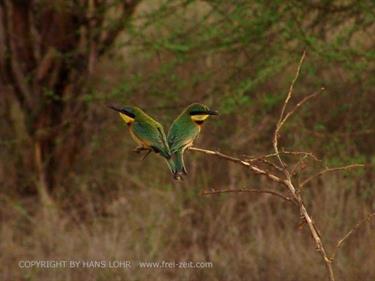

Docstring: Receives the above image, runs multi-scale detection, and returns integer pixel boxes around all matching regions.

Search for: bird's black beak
[107,105,122,113]
[207,110,219,115]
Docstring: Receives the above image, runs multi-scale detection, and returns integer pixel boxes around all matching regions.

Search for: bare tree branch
[247,157,284,172]
[189,147,287,186]
[273,51,306,167]
[246,150,321,163]
[190,50,372,281]
[300,164,366,188]
[272,51,336,281]
[278,87,325,131]
[280,150,321,162]
[201,188,297,204]
[193,52,339,281]
[290,153,309,175]
[330,212,375,261]
[190,145,336,281]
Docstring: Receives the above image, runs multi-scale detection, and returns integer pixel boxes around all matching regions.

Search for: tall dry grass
[1,161,374,281]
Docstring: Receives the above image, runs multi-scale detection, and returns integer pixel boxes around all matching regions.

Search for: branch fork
[190,51,371,281]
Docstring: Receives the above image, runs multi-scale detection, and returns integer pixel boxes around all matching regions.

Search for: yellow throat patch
[191,114,209,122]
[119,113,135,124]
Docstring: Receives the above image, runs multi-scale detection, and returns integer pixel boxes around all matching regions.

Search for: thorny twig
[290,153,310,175]
[247,158,284,172]
[300,164,366,188]
[272,51,336,281]
[273,51,306,168]
[280,150,321,162]
[191,145,335,280]
[201,188,297,205]
[190,52,369,281]
[189,147,286,185]
[330,212,375,261]
[246,150,321,162]
[278,87,325,134]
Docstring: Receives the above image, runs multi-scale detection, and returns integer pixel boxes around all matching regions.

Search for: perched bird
[108,105,171,160]
[167,103,218,179]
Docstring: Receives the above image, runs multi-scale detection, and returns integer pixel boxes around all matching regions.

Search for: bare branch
[273,51,306,167]
[246,150,321,163]
[281,150,321,162]
[290,153,309,175]
[190,52,369,281]
[245,150,321,174]
[283,177,336,281]
[278,87,325,131]
[272,52,335,281]
[300,164,366,188]
[331,212,375,261]
[192,143,337,280]
[247,157,284,172]
[201,188,296,204]
[189,147,287,186]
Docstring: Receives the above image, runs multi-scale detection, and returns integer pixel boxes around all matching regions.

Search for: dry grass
[1,170,374,281]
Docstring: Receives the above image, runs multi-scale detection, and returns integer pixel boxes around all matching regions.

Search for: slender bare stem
[330,212,375,261]
[247,158,284,172]
[246,150,321,162]
[272,51,336,281]
[284,175,336,281]
[279,88,324,132]
[189,147,287,186]
[191,145,336,280]
[201,188,296,204]
[190,52,370,281]
[300,164,366,188]
[273,51,306,167]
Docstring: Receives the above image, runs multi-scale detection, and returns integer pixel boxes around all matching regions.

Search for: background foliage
[1,0,374,280]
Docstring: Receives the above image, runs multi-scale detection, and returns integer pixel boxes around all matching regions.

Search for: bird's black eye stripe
[190,110,208,116]
[122,110,136,118]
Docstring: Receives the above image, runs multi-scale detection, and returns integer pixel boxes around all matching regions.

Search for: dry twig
[201,188,296,204]
[190,52,369,281]
[300,164,366,188]
[271,51,335,281]
[191,145,336,280]
[189,147,286,186]
[247,158,284,172]
[278,88,325,133]
[246,150,321,162]
[330,212,375,261]
[290,154,309,175]
[273,51,306,167]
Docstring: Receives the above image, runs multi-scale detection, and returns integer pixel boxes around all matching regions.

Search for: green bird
[167,103,218,179]
[108,105,171,160]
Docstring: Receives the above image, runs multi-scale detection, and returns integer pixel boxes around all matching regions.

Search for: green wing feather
[132,121,171,159]
[167,117,199,178]
[168,120,199,153]
[174,149,187,174]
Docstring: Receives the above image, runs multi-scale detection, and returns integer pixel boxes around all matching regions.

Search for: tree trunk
[0,0,140,201]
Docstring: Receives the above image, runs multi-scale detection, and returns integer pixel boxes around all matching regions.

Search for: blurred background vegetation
[0,0,374,280]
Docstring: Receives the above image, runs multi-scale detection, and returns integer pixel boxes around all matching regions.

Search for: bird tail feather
[165,157,176,174]
[163,150,186,180]
[173,150,187,178]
